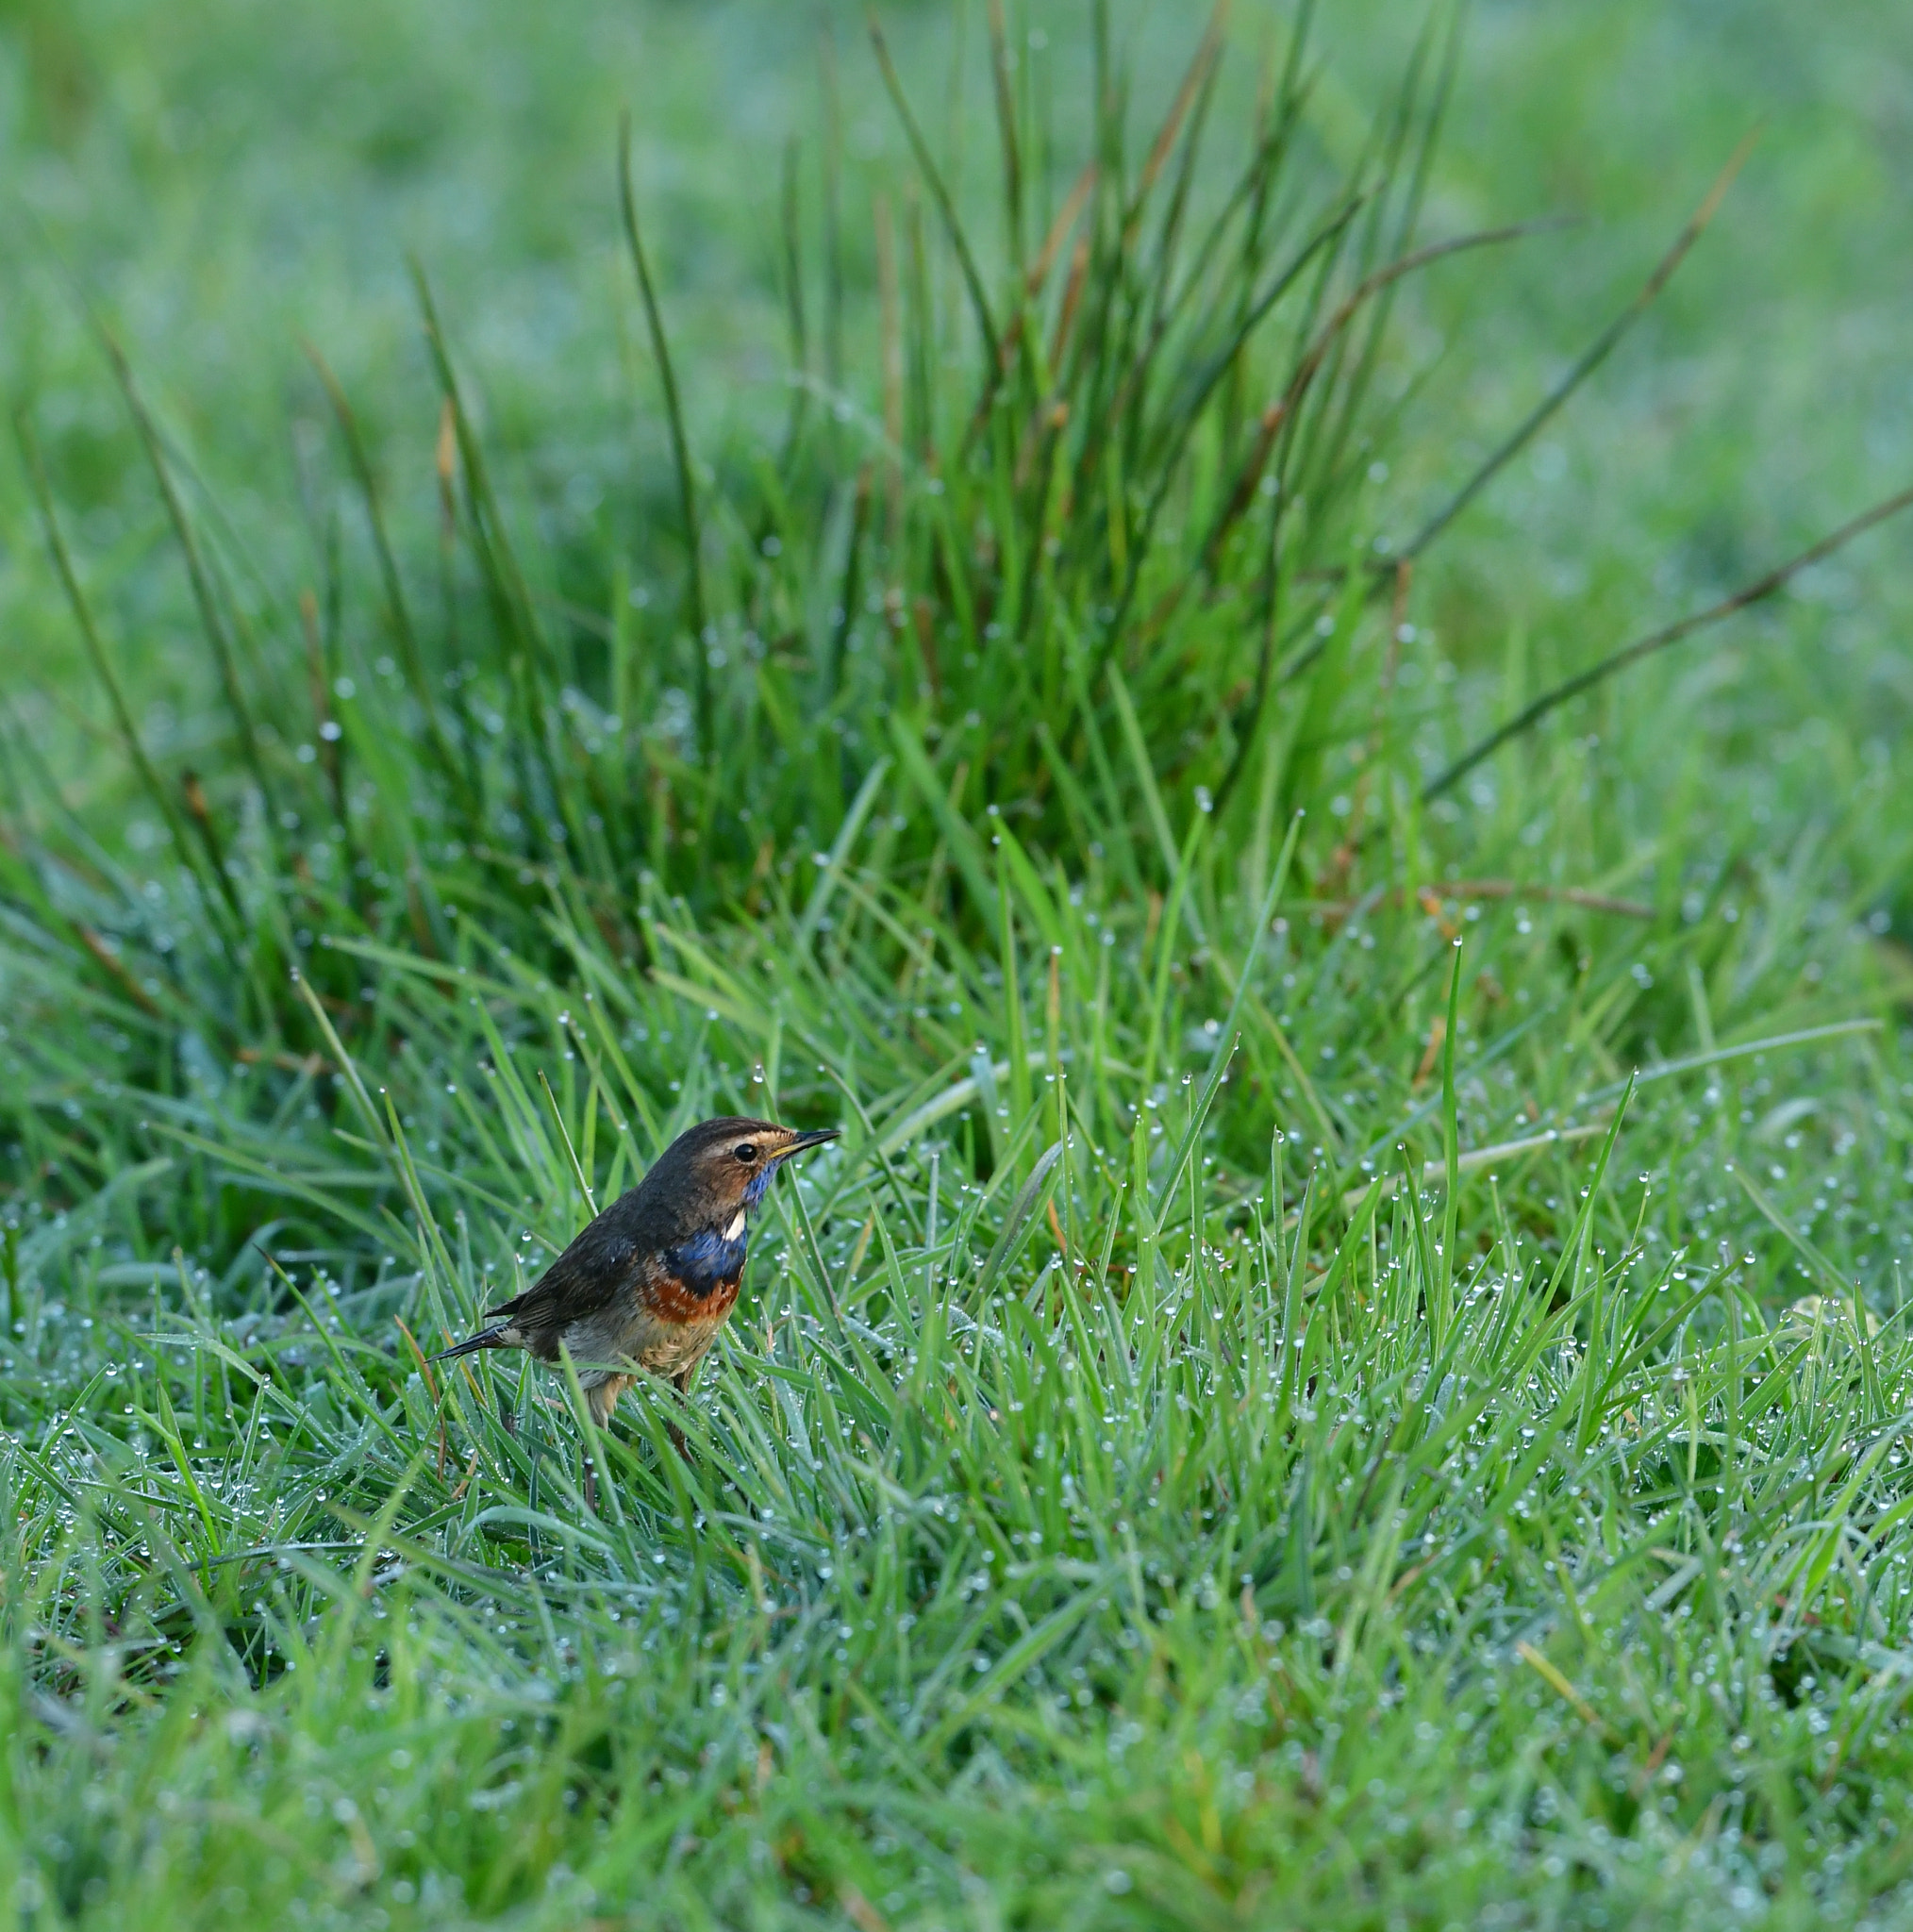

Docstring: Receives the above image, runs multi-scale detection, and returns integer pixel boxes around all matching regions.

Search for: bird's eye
[734,1142,758,1164]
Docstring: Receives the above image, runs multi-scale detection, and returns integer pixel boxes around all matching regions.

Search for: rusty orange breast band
[644,1270,743,1324]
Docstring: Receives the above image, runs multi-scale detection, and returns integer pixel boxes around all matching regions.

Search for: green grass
[5,2,1913,1926]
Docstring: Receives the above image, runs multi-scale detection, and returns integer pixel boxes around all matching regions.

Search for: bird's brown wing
[482,1215,639,1353]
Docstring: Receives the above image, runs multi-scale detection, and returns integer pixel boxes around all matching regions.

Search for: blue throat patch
[668,1222,749,1300]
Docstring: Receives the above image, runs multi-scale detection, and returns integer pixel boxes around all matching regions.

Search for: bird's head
[657,1115,840,1235]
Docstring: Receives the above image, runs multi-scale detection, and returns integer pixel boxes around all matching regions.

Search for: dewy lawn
[3,3,1913,1926]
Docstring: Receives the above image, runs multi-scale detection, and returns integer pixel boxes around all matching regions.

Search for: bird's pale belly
[559,1270,741,1390]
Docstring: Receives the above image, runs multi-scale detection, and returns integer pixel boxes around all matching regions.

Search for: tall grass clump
[4,3,1913,1924]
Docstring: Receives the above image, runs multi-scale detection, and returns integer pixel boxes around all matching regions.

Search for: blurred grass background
[6,3,1913,1927]
[6,0,1912,738]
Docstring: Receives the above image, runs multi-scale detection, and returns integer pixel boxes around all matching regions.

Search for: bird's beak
[773,1126,840,1161]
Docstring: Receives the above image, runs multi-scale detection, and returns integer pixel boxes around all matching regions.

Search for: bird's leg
[582,1378,624,1511]
[669,1367,695,1462]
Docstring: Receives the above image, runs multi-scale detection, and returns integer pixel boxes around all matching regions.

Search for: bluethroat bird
[434,1117,838,1483]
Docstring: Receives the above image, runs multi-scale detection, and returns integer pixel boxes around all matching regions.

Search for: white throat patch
[724,1209,746,1242]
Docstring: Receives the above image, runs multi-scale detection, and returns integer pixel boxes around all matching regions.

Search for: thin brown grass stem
[1424,480,1913,801]
[1401,128,1760,563]
[1127,0,1230,229]
[1027,161,1097,302]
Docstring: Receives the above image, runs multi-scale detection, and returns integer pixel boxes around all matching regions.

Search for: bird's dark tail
[430,1326,511,1364]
